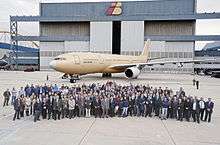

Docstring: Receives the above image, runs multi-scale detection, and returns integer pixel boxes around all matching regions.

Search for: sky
[0,0,220,50]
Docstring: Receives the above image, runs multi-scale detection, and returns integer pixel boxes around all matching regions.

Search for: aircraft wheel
[107,73,112,77]
[70,78,76,83]
[102,73,106,77]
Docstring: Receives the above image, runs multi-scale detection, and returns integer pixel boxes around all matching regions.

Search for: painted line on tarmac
[77,118,96,145]
[161,120,177,145]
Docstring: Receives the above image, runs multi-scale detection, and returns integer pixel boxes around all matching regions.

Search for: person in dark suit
[177,98,184,121]
[3,89,11,107]
[184,98,191,122]
[93,97,101,118]
[167,97,173,119]
[52,94,59,120]
[109,96,115,117]
[42,98,47,119]
[172,96,178,119]
[145,96,153,117]
[205,98,214,122]
[57,96,63,120]
[192,98,200,123]
[153,94,162,117]
[33,99,42,122]
[199,97,205,121]
[13,97,21,121]
[46,96,53,120]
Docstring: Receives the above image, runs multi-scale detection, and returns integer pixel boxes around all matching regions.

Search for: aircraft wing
[109,59,216,70]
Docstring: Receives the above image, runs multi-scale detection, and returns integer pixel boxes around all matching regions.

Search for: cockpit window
[54,57,66,60]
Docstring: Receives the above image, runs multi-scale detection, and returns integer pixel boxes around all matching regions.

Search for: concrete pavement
[0,71,219,145]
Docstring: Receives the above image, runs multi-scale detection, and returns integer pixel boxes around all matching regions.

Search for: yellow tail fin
[140,39,150,58]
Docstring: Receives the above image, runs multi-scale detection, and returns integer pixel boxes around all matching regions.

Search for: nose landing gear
[102,73,112,78]
[69,74,80,83]
[61,74,80,83]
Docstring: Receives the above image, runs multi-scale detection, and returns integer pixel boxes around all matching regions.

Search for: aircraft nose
[49,60,57,69]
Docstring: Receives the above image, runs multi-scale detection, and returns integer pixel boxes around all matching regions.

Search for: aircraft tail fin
[140,39,150,59]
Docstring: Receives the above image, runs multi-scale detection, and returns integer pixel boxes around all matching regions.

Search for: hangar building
[10,0,220,73]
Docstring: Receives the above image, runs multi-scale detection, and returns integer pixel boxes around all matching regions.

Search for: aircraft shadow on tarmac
[59,74,190,83]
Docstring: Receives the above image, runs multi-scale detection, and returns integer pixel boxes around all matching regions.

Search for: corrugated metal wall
[40,42,64,70]
[121,21,144,55]
[90,22,112,53]
[40,22,90,36]
[144,21,194,35]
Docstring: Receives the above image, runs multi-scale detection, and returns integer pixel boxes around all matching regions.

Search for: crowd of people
[2,81,214,123]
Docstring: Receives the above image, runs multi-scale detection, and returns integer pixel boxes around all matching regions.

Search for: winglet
[140,39,150,57]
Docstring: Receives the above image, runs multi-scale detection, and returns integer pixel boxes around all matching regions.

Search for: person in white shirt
[192,97,200,124]
[18,87,25,97]
[11,87,17,105]
[199,97,205,121]
[68,97,76,119]
[25,96,31,116]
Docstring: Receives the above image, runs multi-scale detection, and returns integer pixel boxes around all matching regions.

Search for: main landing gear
[102,73,112,78]
[70,75,80,83]
[61,74,80,83]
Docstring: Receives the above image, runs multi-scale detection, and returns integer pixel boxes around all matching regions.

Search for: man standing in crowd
[145,95,153,117]
[57,96,63,120]
[3,89,11,107]
[47,95,53,120]
[177,98,184,121]
[122,97,129,117]
[78,95,85,117]
[93,97,101,118]
[52,94,59,120]
[172,97,178,119]
[62,96,69,118]
[33,99,42,122]
[69,97,76,119]
[11,87,17,105]
[13,97,20,121]
[161,97,169,120]
[199,97,205,121]
[101,96,110,118]
[85,96,92,118]
[205,98,214,122]
[25,96,31,116]
[42,98,47,119]
[153,94,161,117]
[184,98,191,122]
[192,97,200,124]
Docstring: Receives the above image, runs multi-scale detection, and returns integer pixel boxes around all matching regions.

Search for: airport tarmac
[0,71,220,145]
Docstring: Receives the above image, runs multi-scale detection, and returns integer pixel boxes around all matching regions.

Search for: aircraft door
[73,55,80,64]
[98,55,104,64]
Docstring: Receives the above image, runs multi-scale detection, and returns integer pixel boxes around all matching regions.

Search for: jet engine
[125,67,141,78]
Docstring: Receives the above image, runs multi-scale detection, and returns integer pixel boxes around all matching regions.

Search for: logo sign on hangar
[106,2,122,16]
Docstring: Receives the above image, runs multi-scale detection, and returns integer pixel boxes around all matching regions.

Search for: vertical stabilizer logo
[106,2,122,16]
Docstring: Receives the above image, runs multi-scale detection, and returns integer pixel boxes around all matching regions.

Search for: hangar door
[112,21,121,54]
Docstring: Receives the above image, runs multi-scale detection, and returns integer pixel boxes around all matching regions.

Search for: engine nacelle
[125,67,141,78]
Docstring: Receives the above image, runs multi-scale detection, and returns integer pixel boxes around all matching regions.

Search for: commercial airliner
[49,40,211,83]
